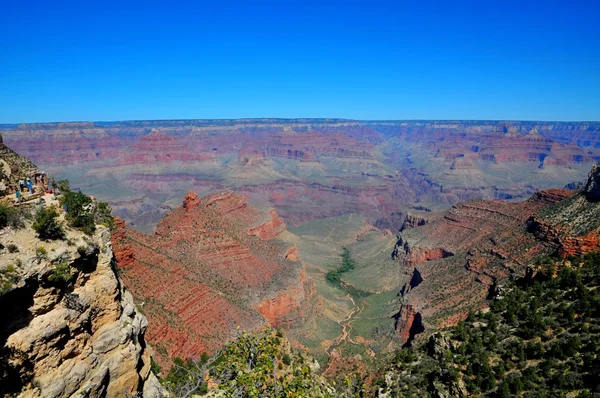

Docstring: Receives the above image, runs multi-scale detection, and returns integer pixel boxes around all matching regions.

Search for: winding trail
[326,291,364,356]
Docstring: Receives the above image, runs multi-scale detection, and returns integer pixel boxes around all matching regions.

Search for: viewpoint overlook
[1,119,600,396]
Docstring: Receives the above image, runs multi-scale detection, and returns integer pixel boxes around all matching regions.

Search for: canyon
[2,120,598,233]
[2,120,600,391]
[111,190,315,367]
[392,163,600,344]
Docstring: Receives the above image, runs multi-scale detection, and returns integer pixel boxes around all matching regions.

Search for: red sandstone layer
[112,191,314,367]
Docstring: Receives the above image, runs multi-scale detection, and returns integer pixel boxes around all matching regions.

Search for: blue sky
[1,0,599,123]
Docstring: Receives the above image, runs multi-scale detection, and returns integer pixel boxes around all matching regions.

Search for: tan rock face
[0,226,164,397]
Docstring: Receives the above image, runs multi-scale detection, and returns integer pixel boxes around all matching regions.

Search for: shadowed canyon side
[392,161,600,342]
[111,190,315,366]
[3,119,599,232]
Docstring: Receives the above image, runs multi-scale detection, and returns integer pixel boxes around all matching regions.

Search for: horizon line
[1,117,600,127]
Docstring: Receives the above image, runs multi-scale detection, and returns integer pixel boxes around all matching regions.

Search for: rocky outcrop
[583,162,600,201]
[399,268,423,296]
[255,268,316,330]
[400,211,435,231]
[391,162,600,338]
[393,304,424,347]
[529,189,574,205]
[248,209,286,240]
[528,162,600,257]
[392,236,453,264]
[391,194,573,333]
[0,225,163,397]
[112,190,315,367]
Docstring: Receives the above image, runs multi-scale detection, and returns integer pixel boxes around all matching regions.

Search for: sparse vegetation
[58,180,114,234]
[36,246,47,259]
[33,206,64,240]
[48,262,72,283]
[6,244,19,253]
[0,264,19,295]
[0,202,27,229]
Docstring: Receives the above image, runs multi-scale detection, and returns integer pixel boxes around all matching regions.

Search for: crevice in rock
[0,280,37,395]
[403,312,424,348]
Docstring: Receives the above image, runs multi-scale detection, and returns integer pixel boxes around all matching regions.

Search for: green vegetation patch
[326,247,372,298]
[381,252,600,397]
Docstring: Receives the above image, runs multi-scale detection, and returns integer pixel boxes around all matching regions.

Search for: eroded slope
[112,191,315,366]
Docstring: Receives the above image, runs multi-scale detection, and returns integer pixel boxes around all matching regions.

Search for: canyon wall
[0,225,163,397]
[2,120,598,232]
[391,162,600,337]
[112,190,315,367]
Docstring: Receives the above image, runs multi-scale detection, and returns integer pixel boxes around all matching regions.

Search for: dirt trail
[326,292,362,356]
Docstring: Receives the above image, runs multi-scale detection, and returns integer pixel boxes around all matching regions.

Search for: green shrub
[36,246,47,259]
[0,202,26,229]
[56,179,71,193]
[95,201,115,230]
[150,357,161,375]
[61,190,95,234]
[58,181,114,234]
[48,262,72,283]
[33,207,64,240]
[282,353,292,366]
[0,264,19,294]
[6,244,19,253]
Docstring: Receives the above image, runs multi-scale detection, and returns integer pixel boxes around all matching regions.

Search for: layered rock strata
[392,162,600,338]
[112,191,315,367]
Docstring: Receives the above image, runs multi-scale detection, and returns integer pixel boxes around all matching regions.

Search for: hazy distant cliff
[2,119,598,232]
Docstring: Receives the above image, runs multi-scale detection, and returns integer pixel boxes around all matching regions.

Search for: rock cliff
[4,119,598,232]
[0,224,163,397]
[528,162,600,257]
[112,190,315,367]
[391,162,600,337]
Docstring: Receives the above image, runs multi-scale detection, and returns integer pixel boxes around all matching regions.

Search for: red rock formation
[112,190,314,366]
[255,268,315,330]
[392,164,600,336]
[392,193,575,331]
[528,217,600,259]
[400,210,436,230]
[284,246,298,261]
[529,189,574,204]
[248,209,286,240]
[394,304,424,346]
[182,190,202,210]
[559,232,600,258]
[112,218,135,267]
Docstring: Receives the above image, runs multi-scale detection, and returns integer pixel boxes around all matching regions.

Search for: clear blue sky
[1,0,599,123]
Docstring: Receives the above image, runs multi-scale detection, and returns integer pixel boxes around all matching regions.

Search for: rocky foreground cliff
[0,217,163,396]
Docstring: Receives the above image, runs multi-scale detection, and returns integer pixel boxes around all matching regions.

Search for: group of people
[15,177,37,202]
[18,177,35,193]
